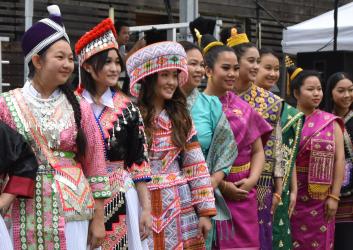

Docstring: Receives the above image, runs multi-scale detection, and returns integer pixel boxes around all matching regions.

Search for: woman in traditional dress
[226,28,284,250]
[288,67,345,250]
[197,33,272,249]
[324,72,353,250]
[179,40,237,249]
[75,18,151,250]
[0,6,110,249]
[256,52,304,250]
[0,121,38,250]
[126,41,217,249]
[255,47,280,91]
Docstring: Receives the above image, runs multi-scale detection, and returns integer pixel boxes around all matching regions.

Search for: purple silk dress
[291,110,343,250]
[216,91,273,249]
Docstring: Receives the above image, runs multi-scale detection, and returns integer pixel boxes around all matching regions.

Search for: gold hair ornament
[194,28,202,47]
[226,28,249,47]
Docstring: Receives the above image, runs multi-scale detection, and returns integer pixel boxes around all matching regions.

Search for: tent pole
[334,0,339,51]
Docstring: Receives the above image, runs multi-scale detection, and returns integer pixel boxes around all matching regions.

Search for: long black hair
[324,72,353,112]
[27,39,87,158]
[138,72,192,149]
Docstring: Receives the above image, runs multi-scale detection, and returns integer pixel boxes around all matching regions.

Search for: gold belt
[230,162,251,174]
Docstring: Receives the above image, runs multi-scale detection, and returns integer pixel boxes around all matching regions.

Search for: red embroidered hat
[75,18,119,66]
[126,41,188,97]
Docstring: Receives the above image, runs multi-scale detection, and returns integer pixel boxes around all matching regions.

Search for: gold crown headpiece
[226,28,249,47]
[285,55,303,81]
[285,55,304,96]
[194,28,223,55]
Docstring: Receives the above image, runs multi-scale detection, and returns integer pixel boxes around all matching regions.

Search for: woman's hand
[219,181,249,201]
[198,216,212,239]
[270,193,281,215]
[288,191,297,218]
[135,182,152,240]
[88,200,106,249]
[234,178,254,192]
[325,197,339,222]
[139,208,152,240]
[0,193,16,216]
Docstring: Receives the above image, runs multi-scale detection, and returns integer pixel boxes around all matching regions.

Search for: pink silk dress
[291,110,344,250]
[216,91,273,249]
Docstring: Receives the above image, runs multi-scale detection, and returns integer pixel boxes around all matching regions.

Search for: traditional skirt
[102,162,128,250]
[291,167,335,250]
[216,163,260,250]
[102,161,147,250]
[148,181,205,250]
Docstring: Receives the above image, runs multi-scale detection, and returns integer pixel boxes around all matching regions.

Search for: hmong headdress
[75,18,119,66]
[22,5,70,65]
[226,28,249,47]
[126,41,188,97]
[194,29,223,55]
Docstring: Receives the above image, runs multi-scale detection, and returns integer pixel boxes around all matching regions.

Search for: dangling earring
[208,75,213,83]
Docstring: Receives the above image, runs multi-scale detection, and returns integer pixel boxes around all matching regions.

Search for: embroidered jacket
[148,110,216,229]
[0,85,111,249]
[88,89,151,182]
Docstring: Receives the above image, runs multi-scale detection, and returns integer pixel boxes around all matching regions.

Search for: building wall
[0,0,351,90]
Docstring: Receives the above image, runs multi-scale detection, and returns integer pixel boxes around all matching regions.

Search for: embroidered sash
[298,110,338,200]
[206,113,237,221]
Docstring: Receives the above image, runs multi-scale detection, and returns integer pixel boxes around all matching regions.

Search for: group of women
[0,4,352,250]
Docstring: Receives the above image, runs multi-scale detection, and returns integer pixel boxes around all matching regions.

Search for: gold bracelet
[223,181,228,193]
[273,192,282,202]
[327,194,340,201]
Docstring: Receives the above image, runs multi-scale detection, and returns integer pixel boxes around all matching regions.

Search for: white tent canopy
[282,2,353,54]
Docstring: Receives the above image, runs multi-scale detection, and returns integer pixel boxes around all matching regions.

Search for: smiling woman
[256,48,280,91]
[180,38,239,249]
[127,41,217,249]
[75,18,152,250]
[196,32,272,250]
[324,72,353,250]
[226,27,284,250]
[288,67,345,250]
[0,5,110,250]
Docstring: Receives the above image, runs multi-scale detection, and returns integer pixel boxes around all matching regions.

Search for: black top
[0,121,38,179]
[96,90,150,181]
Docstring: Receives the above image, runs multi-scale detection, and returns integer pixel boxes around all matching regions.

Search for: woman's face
[206,51,239,93]
[332,78,353,111]
[239,47,260,83]
[37,40,74,86]
[154,69,179,101]
[88,49,121,88]
[296,76,323,109]
[185,48,205,89]
[256,53,280,90]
